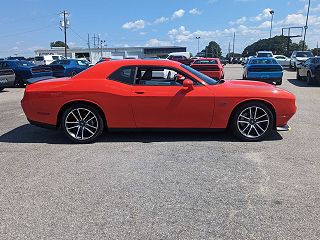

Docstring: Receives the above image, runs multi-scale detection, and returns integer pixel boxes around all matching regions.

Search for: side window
[108,67,136,85]
[135,67,199,86]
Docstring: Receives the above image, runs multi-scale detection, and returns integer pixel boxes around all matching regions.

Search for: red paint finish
[21,59,296,131]
[190,58,224,79]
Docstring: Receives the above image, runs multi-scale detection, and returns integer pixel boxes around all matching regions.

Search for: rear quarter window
[108,67,136,85]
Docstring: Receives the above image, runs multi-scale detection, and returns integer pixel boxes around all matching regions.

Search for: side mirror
[183,79,194,89]
[176,74,186,81]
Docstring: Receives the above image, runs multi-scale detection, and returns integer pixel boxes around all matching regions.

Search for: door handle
[134,91,145,94]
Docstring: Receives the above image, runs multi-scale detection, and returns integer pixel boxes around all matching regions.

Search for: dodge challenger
[21,59,296,143]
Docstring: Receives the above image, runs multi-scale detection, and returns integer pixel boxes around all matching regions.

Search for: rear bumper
[0,77,15,87]
[247,72,283,81]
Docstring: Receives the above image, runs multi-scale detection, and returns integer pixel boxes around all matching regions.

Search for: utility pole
[87,34,91,49]
[269,10,275,38]
[232,32,236,58]
[228,42,231,57]
[100,40,106,57]
[302,0,311,51]
[196,36,200,54]
[60,10,69,58]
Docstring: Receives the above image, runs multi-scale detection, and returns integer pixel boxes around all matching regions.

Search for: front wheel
[61,104,104,144]
[296,69,302,80]
[71,71,78,77]
[231,102,274,141]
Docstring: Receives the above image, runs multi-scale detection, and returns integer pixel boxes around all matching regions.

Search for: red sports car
[21,59,296,143]
[190,58,224,79]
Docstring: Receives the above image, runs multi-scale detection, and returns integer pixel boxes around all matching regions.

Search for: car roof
[257,51,273,53]
[101,59,181,67]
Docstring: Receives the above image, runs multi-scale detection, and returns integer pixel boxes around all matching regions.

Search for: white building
[35,46,187,64]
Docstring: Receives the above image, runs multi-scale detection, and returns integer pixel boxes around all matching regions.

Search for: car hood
[221,79,276,89]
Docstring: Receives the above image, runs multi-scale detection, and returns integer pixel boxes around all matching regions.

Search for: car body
[0,60,52,86]
[21,59,296,143]
[274,55,290,67]
[190,58,224,79]
[256,51,273,58]
[290,51,314,70]
[0,69,15,91]
[34,55,65,65]
[243,57,283,85]
[49,59,90,77]
[296,57,320,85]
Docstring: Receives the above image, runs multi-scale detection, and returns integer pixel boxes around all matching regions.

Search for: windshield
[193,59,218,64]
[250,58,278,65]
[182,64,219,85]
[257,53,273,58]
[15,61,35,67]
[296,52,314,58]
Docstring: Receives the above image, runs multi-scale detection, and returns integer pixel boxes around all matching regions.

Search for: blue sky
[0,0,319,57]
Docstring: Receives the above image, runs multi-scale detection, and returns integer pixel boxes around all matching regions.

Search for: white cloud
[189,8,202,15]
[122,20,146,30]
[154,16,169,24]
[172,9,185,19]
[145,39,171,47]
[229,16,247,25]
[251,8,273,21]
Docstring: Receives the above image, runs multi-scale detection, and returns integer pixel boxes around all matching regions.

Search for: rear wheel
[276,79,282,85]
[71,71,77,77]
[231,102,274,141]
[61,104,104,144]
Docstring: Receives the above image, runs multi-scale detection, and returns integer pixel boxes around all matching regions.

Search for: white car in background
[274,55,290,67]
[256,51,274,58]
[34,55,65,65]
[0,69,15,91]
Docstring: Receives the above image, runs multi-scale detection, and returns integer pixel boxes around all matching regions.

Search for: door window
[135,67,198,86]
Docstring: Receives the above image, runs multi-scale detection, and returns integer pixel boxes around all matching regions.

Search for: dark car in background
[243,57,283,85]
[0,60,52,86]
[296,57,320,85]
[49,59,90,77]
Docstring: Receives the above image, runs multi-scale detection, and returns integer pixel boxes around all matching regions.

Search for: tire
[242,74,247,80]
[0,87,4,91]
[293,63,297,71]
[307,71,314,85]
[296,69,302,80]
[230,102,274,142]
[61,104,104,144]
[71,71,77,77]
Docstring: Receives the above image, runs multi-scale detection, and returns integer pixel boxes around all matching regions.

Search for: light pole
[302,0,311,51]
[100,40,106,57]
[269,10,274,38]
[196,37,200,54]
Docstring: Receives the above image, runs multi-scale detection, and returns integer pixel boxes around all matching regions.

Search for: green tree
[312,48,320,56]
[50,41,68,48]
[298,40,308,51]
[202,41,222,58]
[242,36,289,57]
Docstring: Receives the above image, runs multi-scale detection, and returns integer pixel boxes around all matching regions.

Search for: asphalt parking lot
[0,65,320,239]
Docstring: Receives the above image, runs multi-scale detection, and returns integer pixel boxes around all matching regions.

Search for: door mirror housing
[183,79,194,89]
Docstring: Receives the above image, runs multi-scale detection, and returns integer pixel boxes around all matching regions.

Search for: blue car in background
[49,59,90,77]
[0,60,52,86]
[243,57,283,85]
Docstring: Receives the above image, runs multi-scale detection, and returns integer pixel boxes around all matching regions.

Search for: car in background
[7,56,26,61]
[167,55,194,66]
[0,60,52,86]
[242,56,255,65]
[243,57,283,85]
[96,57,112,64]
[274,55,290,67]
[256,51,273,58]
[296,57,320,85]
[190,58,224,79]
[21,59,296,143]
[49,59,90,77]
[0,69,15,91]
[34,55,65,65]
[290,51,314,70]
